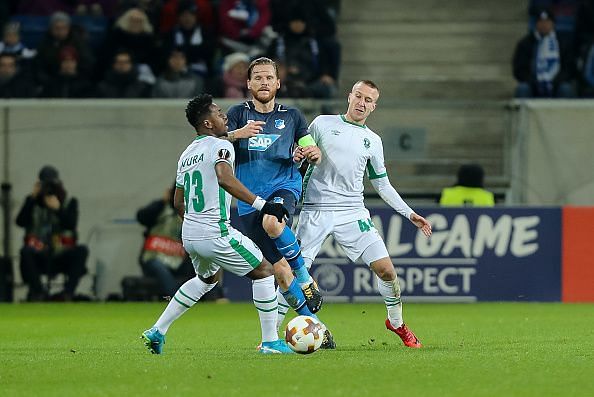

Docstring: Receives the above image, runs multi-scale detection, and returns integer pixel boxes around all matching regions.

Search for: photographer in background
[16,166,88,301]
[136,183,225,301]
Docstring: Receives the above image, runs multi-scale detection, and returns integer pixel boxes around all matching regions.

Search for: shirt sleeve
[294,110,309,142]
[366,136,388,180]
[211,139,235,168]
[175,158,184,188]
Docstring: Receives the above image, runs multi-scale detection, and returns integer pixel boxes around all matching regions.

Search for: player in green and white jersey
[142,94,293,355]
[292,80,433,348]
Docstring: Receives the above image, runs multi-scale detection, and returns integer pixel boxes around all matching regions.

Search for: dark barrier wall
[224,207,566,302]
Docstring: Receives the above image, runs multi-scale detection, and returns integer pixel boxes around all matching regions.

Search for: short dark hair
[457,164,485,188]
[354,79,380,95]
[185,94,213,130]
[247,57,278,79]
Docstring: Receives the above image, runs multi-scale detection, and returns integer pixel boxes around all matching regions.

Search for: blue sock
[273,226,312,285]
[280,279,318,319]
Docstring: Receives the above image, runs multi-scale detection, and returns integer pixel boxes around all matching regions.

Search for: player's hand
[261,201,289,223]
[293,146,306,163]
[301,146,322,164]
[234,120,265,139]
[410,213,432,237]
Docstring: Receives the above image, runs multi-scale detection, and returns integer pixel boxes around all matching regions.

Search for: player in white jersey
[293,80,433,348]
[142,94,294,355]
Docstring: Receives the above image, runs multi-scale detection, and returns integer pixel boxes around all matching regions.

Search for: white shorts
[296,208,389,267]
[183,226,263,278]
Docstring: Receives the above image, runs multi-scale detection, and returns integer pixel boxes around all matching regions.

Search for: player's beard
[251,86,277,104]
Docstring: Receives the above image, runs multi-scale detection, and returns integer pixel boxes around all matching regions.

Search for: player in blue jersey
[225,57,335,348]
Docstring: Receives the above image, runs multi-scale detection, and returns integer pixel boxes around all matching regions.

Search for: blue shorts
[238,189,297,264]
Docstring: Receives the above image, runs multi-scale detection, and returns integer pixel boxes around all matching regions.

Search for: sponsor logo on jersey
[274,119,286,129]
[218,148,231,160]
[363,138,371,149]
[248,134,280,151]
[331,130,341,135]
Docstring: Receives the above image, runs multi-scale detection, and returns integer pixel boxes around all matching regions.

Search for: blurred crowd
[513,0,594,98]
[0,0,341,99]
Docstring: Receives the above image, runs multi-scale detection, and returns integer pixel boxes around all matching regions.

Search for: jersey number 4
[183,171,205,213]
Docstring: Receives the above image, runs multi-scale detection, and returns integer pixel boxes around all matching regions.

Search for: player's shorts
[296,207,389,267]
[238,189,297,264]
[182,226,263,278]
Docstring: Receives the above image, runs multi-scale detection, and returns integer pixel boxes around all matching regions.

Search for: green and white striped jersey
[303,115,388,210]
[175,135,234,240]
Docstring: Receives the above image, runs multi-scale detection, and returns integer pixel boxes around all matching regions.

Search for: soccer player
[225,57,334,347]
[292,80,433,348]
[142,94,294,354]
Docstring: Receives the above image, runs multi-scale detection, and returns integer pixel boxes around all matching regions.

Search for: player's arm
[293,135,322,165]
[225,121,266,141]
[173,187,185,219]
[214,162,288,222]
[369,177,431,237]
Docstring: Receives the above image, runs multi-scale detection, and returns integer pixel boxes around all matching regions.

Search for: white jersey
[175,135,234,240]
[302,115,387,210]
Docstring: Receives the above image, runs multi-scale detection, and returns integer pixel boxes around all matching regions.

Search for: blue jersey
[227,101,309,216]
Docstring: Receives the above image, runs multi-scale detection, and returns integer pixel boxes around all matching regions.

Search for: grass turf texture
[1,303,593,397]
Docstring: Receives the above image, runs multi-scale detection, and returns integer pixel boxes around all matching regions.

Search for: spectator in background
[0,22,37,60]
[219,0,271,56]
[222,52,249,98]
[152,49,203,98]
[136,184,195,298]
[117,0,163,29]
[0,53,37,98]
[41,46,95,98]
[439,164,495,206]
[36,12,95,85]
[16,166,88,301]
[267,8,337,98]
[512,9,575,98]
[159,0,215,34]
[575,0,594,97]
[100,8,158,84]
[97,50,151,98]
[161,0,215,77]
[74,0,119,18]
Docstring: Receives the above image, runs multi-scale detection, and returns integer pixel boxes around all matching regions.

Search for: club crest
[274,119,286,130]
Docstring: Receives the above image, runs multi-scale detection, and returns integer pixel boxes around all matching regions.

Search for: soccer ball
[284,315,326,354]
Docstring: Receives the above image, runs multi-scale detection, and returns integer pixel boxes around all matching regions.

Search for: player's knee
[251,260,274,279]
[262,214,284,238]
[375,265,396,281]
[272,259,292,289]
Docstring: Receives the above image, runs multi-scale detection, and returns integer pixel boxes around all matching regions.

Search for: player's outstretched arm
[370,177,432,237]
[214,162,288,222]
[225,120,265,142]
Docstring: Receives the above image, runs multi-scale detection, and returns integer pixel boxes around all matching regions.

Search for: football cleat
[320,328,336,349]
[302,280,323,313]
[142,327,165,354]
[385,319,422,348]
[259,339,294,354]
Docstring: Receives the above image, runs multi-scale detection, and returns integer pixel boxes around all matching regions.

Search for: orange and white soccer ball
[284,315,326,354]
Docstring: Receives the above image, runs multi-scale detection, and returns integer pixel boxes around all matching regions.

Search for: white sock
[276,287,290,333]
[252,275,278,343]
[377,275,403,329]
[154,276,217,334]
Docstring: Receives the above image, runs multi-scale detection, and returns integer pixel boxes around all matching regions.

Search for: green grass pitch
[1,302,593,397]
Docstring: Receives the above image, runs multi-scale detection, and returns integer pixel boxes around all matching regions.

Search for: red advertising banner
[562,207,594,302]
